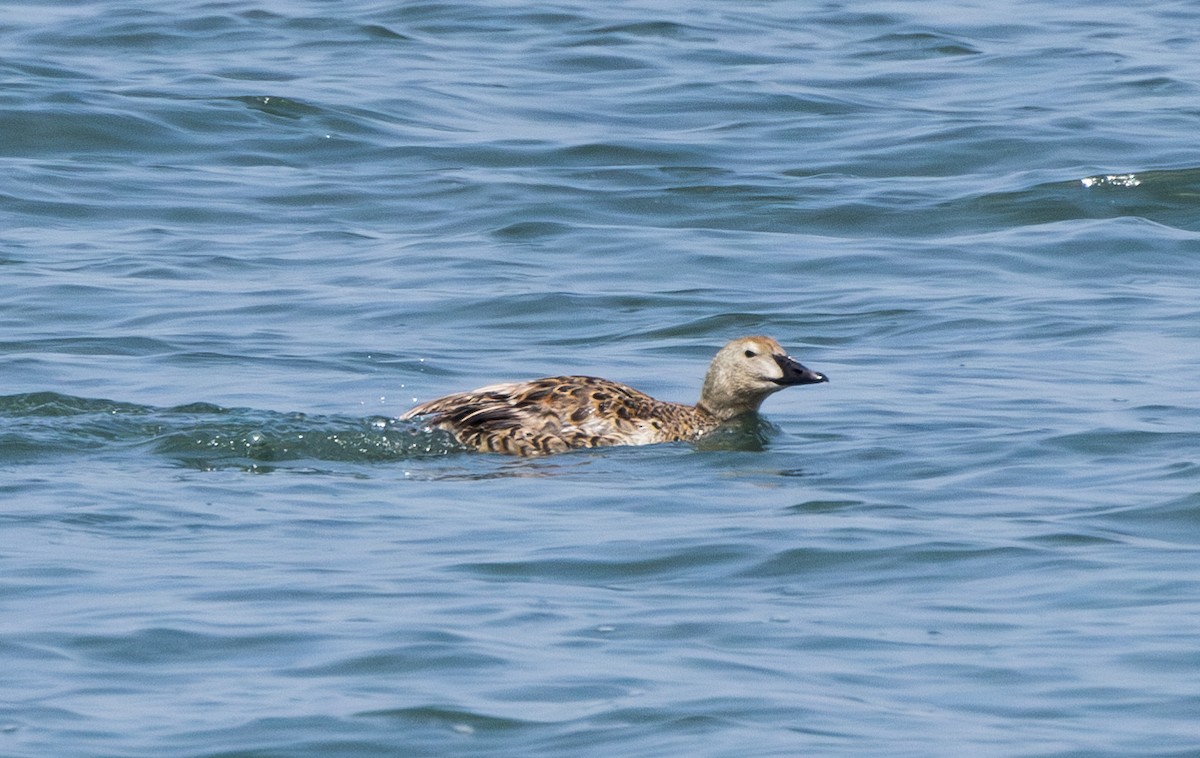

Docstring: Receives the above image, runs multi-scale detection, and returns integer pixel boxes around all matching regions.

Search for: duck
[400,335,827,456]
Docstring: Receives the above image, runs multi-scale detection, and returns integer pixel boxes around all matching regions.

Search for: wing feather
[401,376,708,454]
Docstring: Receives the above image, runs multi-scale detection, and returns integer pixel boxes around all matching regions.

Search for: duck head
[696,335,827,420]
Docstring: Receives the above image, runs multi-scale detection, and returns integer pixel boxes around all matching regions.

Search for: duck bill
[772,354,828,386]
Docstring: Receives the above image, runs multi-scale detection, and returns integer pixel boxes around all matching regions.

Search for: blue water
[4,1,1200,755]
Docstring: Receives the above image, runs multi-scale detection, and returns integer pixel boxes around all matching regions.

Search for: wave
[0,391,464,467]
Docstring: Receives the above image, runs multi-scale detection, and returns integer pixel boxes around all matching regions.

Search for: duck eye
[744,350,757,358]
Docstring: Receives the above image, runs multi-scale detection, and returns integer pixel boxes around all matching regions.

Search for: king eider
[401,335,827,456]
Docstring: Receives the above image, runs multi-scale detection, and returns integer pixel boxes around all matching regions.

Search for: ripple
[358,706,536,732]
[63,627,312,666]
[455,543,754,583]
[0,392,467,465]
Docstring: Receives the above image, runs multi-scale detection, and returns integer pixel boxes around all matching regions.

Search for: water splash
[1080,173,1141,188]
[0,392,465,467]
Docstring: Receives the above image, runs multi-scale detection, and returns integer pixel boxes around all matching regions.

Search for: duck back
[401,375,716,456]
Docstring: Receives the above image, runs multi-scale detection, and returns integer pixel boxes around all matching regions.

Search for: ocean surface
[3,1,1199,755]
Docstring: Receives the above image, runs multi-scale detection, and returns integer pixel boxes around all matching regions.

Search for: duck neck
[696,388,765,422]
[694,399,720,420]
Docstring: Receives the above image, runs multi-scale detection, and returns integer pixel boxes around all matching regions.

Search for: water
[3,1,1200,755]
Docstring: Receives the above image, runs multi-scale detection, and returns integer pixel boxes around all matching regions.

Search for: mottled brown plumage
[400,336,827,456]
